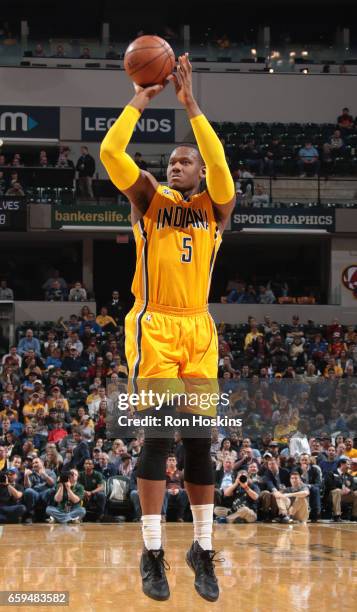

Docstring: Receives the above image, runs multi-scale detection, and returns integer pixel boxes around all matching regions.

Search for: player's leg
[125,306,180,600]
[179,312,222,601]
[183,435,220,602]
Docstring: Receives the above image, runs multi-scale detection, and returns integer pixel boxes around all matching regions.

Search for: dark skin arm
[123,54,235,231]
[171,54,235,233]
[118,84,162,225]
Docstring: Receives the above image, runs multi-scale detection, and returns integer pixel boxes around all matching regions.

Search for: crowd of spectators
[0,307,356,525]
[219,107,357,178]
[221,277,318,304]
[0,146,95,199]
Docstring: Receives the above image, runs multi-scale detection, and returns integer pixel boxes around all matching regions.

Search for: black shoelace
[148,550,170,579]
[198,550,224,578]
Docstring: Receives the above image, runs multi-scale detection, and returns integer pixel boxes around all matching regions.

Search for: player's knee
[182,437,214,485]
[136,437,171,480]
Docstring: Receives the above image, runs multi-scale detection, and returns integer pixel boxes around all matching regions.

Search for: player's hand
[131,82,167,111]
[169,53,194,107]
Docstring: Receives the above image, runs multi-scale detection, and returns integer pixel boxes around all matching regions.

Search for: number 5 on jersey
[181,236,192,263]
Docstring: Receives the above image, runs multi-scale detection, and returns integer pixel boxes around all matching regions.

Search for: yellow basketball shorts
[125,300,219,416]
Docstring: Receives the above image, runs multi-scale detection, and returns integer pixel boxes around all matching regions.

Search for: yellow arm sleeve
[100,105,141,191]
[190,114,235,205]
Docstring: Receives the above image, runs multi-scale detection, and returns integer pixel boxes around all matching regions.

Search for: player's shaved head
[170,144,204,166]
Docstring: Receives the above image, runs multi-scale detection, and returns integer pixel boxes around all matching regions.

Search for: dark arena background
[0,0,356,610]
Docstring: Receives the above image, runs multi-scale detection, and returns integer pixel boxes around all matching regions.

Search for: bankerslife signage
[82,107,175,142]
[232,208,335,231]
[51,204,131,228]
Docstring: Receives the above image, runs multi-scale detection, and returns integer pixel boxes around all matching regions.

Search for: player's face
[167,147,205,193]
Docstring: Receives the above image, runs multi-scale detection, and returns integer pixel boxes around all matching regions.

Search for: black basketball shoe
[186,541,221,602]
[140,547,170,601]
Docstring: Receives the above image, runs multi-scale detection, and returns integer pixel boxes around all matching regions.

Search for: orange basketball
[124,35,176,87]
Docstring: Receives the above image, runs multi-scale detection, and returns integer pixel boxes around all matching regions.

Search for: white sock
[191,504,214,550]
[141,514,162,550]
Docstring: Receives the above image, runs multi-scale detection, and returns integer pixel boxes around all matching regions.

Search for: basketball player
[100,54,235,602]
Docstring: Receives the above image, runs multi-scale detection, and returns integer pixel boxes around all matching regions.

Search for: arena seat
[106,476,132,520]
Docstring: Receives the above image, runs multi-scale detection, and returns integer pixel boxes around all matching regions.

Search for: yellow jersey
[131,185,222,309]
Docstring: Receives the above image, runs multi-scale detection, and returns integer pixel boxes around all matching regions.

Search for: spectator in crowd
[251,184,269,207]
[337,107,354,133]
[69,282,87,302]
[45,468,86,524]
[260,457,291,521]
[76,146,96,199]
[97,452,117,479]
[134,152,148,170]
[214,469,260,523]
[257,285,276,304]
[298,142,320,177]
[105,45,119,60]
[23,457,56,523]
[96,307,117,333]
[107,290,125,326]
[56,147,75,169]
[34,43,45,57]
[264,137,284,177]
[39,150,49,167]
[11,154,23,167]
[241,139,264,175]
[273,470,310,523]
[79,458,106,521]
[0,280,14,300]
[323,130,344,165]
[0,445,10,472]
[6,182,24,196]
[214,457,236,506]
[45,280,66,302]
[17,329,41,358]
[298,453,322,521]
[53,43,66,58]
[67,430,90,470]
[80,47,91,59]
[325,457,357,521]
[164,455,188,522]
[344,438,357,459]
[0,467,26,524]
[79,313,102,337]
[318,445,338,478]
[42,270,67,296]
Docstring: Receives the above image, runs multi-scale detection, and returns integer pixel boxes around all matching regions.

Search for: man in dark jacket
[325,458,357,521]
[67,430,90,471]
[76,146,95,199]
[260,457,291,522]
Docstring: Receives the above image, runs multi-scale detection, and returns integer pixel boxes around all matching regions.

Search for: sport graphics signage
[232,208,335,232]
[0,106,60,139]
[52,203,131,228]
[0,197,27,231]
[81,107,175,142]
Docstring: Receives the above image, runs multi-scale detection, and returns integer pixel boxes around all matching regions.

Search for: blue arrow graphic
[28,116,38,131]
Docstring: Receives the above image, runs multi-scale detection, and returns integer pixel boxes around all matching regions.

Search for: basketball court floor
[0,523,356,611]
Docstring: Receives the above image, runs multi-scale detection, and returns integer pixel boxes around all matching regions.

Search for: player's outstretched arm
[100,85,162,221]
[170,54,236,230]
